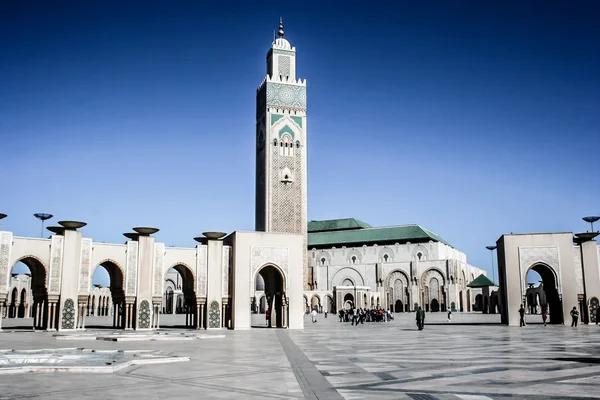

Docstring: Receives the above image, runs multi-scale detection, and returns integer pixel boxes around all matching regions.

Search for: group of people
[518,304,600,327]
[338,307,394,325]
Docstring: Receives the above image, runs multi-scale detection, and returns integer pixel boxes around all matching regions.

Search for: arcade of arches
[0,228,305,331]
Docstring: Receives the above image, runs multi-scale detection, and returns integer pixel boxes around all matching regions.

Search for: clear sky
[2,1,599,287]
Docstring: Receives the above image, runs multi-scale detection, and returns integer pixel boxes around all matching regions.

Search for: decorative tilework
[78,238,92,294]
[266,83,306,109]
[271,114,283,125]
[291,116,303,128]
[138,300,151,329]
[278,55,290,77]
[61,298,75,329]
[126,241,138,296]
[279,125,295,139]
[49,235,64,293]
[273,48,296,57]
[0,232,12,292]
[208,300,220,328]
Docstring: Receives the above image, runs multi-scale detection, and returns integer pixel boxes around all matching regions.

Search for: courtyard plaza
[0,313,598,399]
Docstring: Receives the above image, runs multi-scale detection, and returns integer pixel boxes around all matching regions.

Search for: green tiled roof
[468,274,494,287]
[307,218,372,233]
[307,223,451,248]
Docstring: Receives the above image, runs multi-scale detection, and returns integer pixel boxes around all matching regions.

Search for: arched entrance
[5,258,48,330]
[325,295,334,313]
[590,297,599,324]
[255,265,285,328]
[525,264,563,324]
[161,264,196,328]
[343,293,354,309]
[394,299,403,313]
[311,295,320,312]
[474,294,483,311]
[431,299,440,312]
[88,261,124,329]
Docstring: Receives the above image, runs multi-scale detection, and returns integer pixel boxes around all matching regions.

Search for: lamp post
[486,245,497,285]
[34,213,53,238]
[574,231,599,324]
[583,216,600,232]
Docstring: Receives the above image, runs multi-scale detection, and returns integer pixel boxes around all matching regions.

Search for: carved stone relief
[153,243,165,296]
[197,245,207,297]
[251,246,289,279]
[0,232,12,293]
[78,238,92,295]
[519,246,560,283]
[126,241,138,296]
[222,246,231,297]
[49,235,64,293]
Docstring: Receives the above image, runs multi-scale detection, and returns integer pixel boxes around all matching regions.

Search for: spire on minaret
[278,17,284,37]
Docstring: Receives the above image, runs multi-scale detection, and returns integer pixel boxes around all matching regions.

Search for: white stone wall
[307,241,485,311]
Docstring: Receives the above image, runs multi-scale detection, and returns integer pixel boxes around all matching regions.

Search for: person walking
[570,306,579,327]
[416,307,425,330]
[519,304,526,327]
[266,308,271,328]
[447,308,452,322]
[542,310,547,326]
[311,308,318,323]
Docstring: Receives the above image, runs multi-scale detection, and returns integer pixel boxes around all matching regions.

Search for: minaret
[256,19,308,289]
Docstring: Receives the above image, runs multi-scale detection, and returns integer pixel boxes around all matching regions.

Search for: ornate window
[351,256,357,264]
[383,254,389,262]
[417,252,422,261]
[280,134,293,156]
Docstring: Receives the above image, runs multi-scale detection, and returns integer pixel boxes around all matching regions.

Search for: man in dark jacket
[416,307,425,330]
[519,304,526,327]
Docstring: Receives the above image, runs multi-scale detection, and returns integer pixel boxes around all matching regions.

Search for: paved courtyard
[1,313,599,399]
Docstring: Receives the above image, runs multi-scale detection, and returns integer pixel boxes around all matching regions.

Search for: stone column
[282,297,288,328]
[199,300,205,329]
[0,296,5,331]
[195,300,201,329]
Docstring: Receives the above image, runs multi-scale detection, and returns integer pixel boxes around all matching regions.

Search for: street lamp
[34,213,53,238]
[486,245,497,285]
[583,216,600,232]
[574,231,599,324]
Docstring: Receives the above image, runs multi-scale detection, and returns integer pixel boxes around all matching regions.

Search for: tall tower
[256,19,308,289]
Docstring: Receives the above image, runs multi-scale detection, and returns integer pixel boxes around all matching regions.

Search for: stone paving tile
[289,312,600,399]
[1,311,600,399]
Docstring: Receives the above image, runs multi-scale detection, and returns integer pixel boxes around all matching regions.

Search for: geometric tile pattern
[288,314,600,399]
[61,298,75,330]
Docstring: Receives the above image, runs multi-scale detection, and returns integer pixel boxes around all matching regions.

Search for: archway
[18,289,27,318]
[525,264,563,324]
[344,293,354,309]
[254,265,285,328]
[161,264,196,328]
[474,294,483,311]
[87,261,124,329]
[325,295,334,313]
[3,258,48,330]
[310,295,320,312]
[431,299,440,312]
[394,299,403,313]
[590,297,599,324]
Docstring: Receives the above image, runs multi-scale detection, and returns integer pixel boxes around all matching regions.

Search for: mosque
[1,21,598,330]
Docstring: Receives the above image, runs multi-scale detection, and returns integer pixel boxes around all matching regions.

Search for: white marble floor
[0,312,598,399]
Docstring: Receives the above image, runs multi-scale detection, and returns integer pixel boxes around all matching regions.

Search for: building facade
[300,218,486,314]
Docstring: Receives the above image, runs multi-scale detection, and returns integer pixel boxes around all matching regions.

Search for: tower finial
[278,17,284,37]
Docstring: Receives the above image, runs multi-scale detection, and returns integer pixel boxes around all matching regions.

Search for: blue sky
[2,1,599,286]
